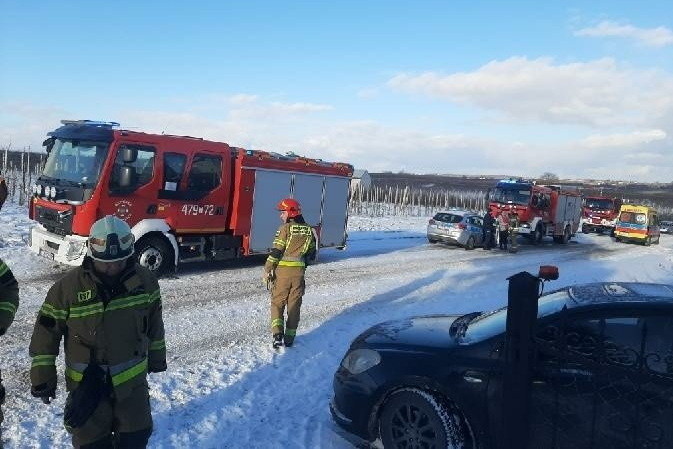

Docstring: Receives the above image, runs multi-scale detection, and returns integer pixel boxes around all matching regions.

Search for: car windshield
[433,213,463,223]
[461,290,569,344]
[619,212,647,225]
[492,186,531,206]
[42,139,109,185]
[585,198,614,210]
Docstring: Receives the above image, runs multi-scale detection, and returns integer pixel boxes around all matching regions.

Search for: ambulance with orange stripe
[614,204,661,246]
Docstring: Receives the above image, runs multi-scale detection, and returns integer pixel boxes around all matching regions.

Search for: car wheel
[465,236,475,250]
[582,224,589,234]
[136,235,173,277]
[428,238,438,244]
[644,236,651,247]
[379,388,470,449]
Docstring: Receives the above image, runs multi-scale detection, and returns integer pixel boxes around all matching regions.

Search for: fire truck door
[159,153,227,233]
[102,143,160,225]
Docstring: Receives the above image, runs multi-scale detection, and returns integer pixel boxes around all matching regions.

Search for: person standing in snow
[508,208,520,253]
[497,210,509,250]
[482,209,496,250]
[0,256,19,436]
[29,216,166,448]
[263,198,316,348]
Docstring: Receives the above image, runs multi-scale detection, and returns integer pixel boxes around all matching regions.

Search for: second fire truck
[580,195,622,235]
[489,178,583,244]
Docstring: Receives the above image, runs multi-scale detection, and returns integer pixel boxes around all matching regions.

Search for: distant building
[350,169,372,192]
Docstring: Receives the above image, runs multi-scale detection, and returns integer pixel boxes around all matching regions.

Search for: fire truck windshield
[42,139,109,185]
[585,198,614,210]
[492,186,531,206]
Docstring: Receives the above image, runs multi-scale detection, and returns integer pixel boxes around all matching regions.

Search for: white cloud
[579,129,667,148]
[575,21,673,47]
[387,57,673,128]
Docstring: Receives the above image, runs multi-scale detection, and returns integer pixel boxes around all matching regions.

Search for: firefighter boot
[273,333,284,349]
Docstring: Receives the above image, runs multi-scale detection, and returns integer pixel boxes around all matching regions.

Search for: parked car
[660,220,673,234]
[330,277,673,448]
[427,209,484,249]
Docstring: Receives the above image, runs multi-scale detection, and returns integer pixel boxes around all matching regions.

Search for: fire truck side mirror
[119,166,137,188]
[121,147,138,163]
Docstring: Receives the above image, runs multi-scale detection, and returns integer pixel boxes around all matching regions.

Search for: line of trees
[1,146,44,206]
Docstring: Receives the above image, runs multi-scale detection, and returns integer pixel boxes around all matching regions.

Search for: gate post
[500,271,541,449]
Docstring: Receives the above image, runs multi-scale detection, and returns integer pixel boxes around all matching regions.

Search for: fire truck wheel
[561,226,571,244]
[136,236,172,277]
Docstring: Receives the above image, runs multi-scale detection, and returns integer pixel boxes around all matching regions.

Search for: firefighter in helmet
[29,215,167,448]
[263,198,316,348]
[508,207,520,253]
[0,189,19,436]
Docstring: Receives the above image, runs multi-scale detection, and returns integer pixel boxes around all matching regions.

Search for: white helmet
[87,216,135,262]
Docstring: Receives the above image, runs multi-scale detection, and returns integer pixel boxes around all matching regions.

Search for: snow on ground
[1,202,672,448]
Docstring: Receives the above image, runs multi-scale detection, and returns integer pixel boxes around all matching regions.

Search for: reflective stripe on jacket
[265,221,316,272]
[29,258,166,400]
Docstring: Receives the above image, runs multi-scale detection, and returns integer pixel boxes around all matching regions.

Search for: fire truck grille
[36,205,73,236]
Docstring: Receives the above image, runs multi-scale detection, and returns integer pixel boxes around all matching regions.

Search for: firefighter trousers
[270,271,305,344]
[68,382,153,448]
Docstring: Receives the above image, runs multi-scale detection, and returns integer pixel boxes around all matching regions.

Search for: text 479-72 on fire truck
[488,178,583,244]
[28,120,353,276]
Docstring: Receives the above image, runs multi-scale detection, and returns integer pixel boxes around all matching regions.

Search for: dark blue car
[331,281,673,448]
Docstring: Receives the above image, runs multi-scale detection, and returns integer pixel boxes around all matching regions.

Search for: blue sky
[1,1,672,182]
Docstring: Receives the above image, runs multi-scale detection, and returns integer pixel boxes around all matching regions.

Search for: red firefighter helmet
[277,198,301,218]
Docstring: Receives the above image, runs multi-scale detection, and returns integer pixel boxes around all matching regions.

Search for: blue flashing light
[60,119,120,128]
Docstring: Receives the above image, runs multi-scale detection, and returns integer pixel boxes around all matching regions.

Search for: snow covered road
[1,207,672,448]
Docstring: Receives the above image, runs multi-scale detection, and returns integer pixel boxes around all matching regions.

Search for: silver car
[427,209,484,249]
[660,220,673,234]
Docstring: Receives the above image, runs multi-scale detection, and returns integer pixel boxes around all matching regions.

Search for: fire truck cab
[489,178,582,245]
[28,120,353,276]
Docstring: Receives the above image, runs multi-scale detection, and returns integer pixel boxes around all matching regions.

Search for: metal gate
[501,272,673,449]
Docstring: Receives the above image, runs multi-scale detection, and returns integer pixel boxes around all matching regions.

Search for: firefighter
[263,198,316,348]
[29,215,167,448]
[497,210,509,250]
[0,256,19,435]
[508,208,520,253]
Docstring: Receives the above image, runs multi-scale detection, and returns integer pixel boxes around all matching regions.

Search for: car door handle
[463,370,484,383]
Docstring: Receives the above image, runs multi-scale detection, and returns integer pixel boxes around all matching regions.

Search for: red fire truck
[28,120,353,275]
[488,178,583,244]
[580,195,622,235]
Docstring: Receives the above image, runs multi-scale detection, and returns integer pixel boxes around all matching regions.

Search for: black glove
[31,383,56,404]
[63,363,108,428]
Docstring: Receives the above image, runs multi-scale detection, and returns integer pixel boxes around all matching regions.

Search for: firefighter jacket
[264,216,316,275]
[0,257,19,336]
[29,258,166,401]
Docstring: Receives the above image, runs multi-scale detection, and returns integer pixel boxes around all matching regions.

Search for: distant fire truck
[581,195,622,235]
[488,178,583,244]
[28,120,353,275]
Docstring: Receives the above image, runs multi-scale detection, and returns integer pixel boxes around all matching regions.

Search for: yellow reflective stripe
[0,302,17,315]
[273,238,286,246]
[32,354,57,368]
[106,292,150,311]
[277,261,305,267]
[69,302,104,318]
[40,303,68,320]
[0,262,8,277]
[111,359,147,387]
[149,339,166,351]
[65,366,84,382]
[266,256,279,263]
[148,289,161,303]
[271,318,284,328]
[285,328,297,336]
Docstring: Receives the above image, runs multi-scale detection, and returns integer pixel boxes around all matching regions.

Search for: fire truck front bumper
[29,225,88,266]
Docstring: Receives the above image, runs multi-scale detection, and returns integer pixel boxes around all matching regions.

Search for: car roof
[554,282,673,308]
[434,209,476,216]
